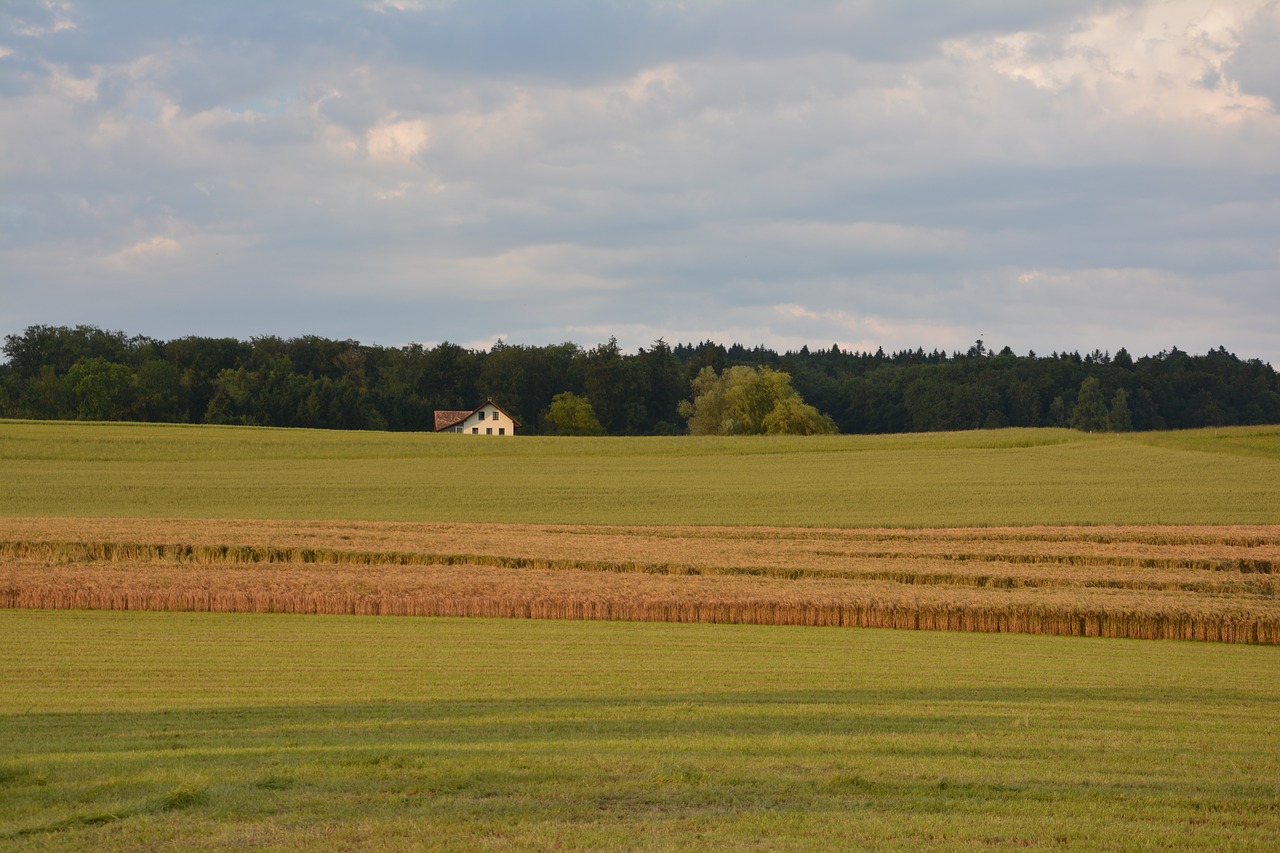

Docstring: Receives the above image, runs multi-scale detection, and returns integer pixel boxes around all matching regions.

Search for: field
[2,420,1279,526]
[2,420,1280,848]
[3,611,1280,850]
[2,518,1278,643]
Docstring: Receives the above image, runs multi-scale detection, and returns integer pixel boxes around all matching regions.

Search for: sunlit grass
[1,611,1278,850]
[3,421,1279,526]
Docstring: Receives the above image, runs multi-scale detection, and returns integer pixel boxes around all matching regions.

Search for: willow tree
[541,391,606,436]
[678,365,838,435]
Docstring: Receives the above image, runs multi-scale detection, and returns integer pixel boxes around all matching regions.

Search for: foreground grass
[1,611,1278,850]
[2,421,1279,526]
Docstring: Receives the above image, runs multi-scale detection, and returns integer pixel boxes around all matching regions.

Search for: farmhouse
[434,399,520,435]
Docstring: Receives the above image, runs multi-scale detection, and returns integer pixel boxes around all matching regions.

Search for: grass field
[3,420,1279,848]
[3,420,1280,526]
[2,611,1279,851]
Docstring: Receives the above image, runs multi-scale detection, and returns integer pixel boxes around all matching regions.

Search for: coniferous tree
[3,324,1278,435]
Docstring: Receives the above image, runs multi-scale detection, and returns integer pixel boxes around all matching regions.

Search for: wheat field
[4,518,1276,642]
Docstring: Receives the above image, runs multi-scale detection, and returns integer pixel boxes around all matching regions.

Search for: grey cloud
[1,0,1277,365]
[1227,2,1280,107]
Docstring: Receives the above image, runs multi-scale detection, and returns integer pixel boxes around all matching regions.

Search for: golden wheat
[2,517,1278,644]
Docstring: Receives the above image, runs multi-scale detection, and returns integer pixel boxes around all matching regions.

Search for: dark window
[498,428,505,435]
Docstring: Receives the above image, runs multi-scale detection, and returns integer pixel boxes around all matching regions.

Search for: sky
[2,1,1278,362]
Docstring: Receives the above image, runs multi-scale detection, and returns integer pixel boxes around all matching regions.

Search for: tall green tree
[1107,388,1133,432]
[65,357,136,421]
[134,359,185,422]
[1070,377,1109,432]
[678,366,837,435]
[583,337,628,433]
[541,392,606,436]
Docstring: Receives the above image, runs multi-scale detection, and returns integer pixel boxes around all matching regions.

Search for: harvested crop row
[2,539,1277,594]
[3,549,1278,643]
[4,518,1279,572]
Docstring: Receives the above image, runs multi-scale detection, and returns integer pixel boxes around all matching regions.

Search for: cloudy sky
[2,1,1278,361]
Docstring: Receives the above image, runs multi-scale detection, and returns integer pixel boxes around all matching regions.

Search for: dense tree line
[2,325,1278,435]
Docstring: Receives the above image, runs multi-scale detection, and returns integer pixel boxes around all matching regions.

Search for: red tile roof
[433,410,472,431]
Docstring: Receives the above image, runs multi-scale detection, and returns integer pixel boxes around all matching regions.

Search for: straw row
[2,520,1277,643]
[3,519,1277,575]
[1,540,1275,588]
[2,584,1274,644]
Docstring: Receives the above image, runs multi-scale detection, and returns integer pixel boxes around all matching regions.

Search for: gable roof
[433,410,472,431]
[433,398,522,432]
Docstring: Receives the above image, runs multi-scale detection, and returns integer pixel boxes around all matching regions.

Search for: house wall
[454,404,516,435]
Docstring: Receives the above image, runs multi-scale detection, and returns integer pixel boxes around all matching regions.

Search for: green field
[3,611,1279,851]
[3,420,1279,526]
[3,421,1279,848]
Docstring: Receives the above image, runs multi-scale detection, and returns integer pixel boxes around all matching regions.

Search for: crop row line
[2,587,1274,644]
[2,540,1276,593]
[815,549,1277,574]
[564,528,1280,548]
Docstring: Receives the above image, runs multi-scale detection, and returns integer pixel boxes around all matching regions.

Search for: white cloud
[103,236,183,267]
[946,3,1276,125]
[42,62,99,103]
[11,0,77,37]
[365,116,431,164]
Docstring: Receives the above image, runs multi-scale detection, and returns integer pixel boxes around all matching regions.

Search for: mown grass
[1,611,1278,851]
[2,420,1279,526]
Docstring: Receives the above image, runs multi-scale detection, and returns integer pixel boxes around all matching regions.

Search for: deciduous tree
[1071,377,1109,433]
[1107,388,1132,432]
[678,366,837,435]
[542,392,606,436]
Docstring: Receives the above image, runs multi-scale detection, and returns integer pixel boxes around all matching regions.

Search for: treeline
[1,325,1277,434]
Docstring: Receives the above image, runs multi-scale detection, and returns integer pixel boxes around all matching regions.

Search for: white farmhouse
[434,399,520,435]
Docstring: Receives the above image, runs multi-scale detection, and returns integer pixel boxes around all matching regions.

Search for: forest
[1,324,1278,435]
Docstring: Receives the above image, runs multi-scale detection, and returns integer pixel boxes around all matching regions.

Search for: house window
[492,411,499,420]
[455,427,462,433]
[486,427,493,434]
[472,427,478,434]
[498,428,504,435]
